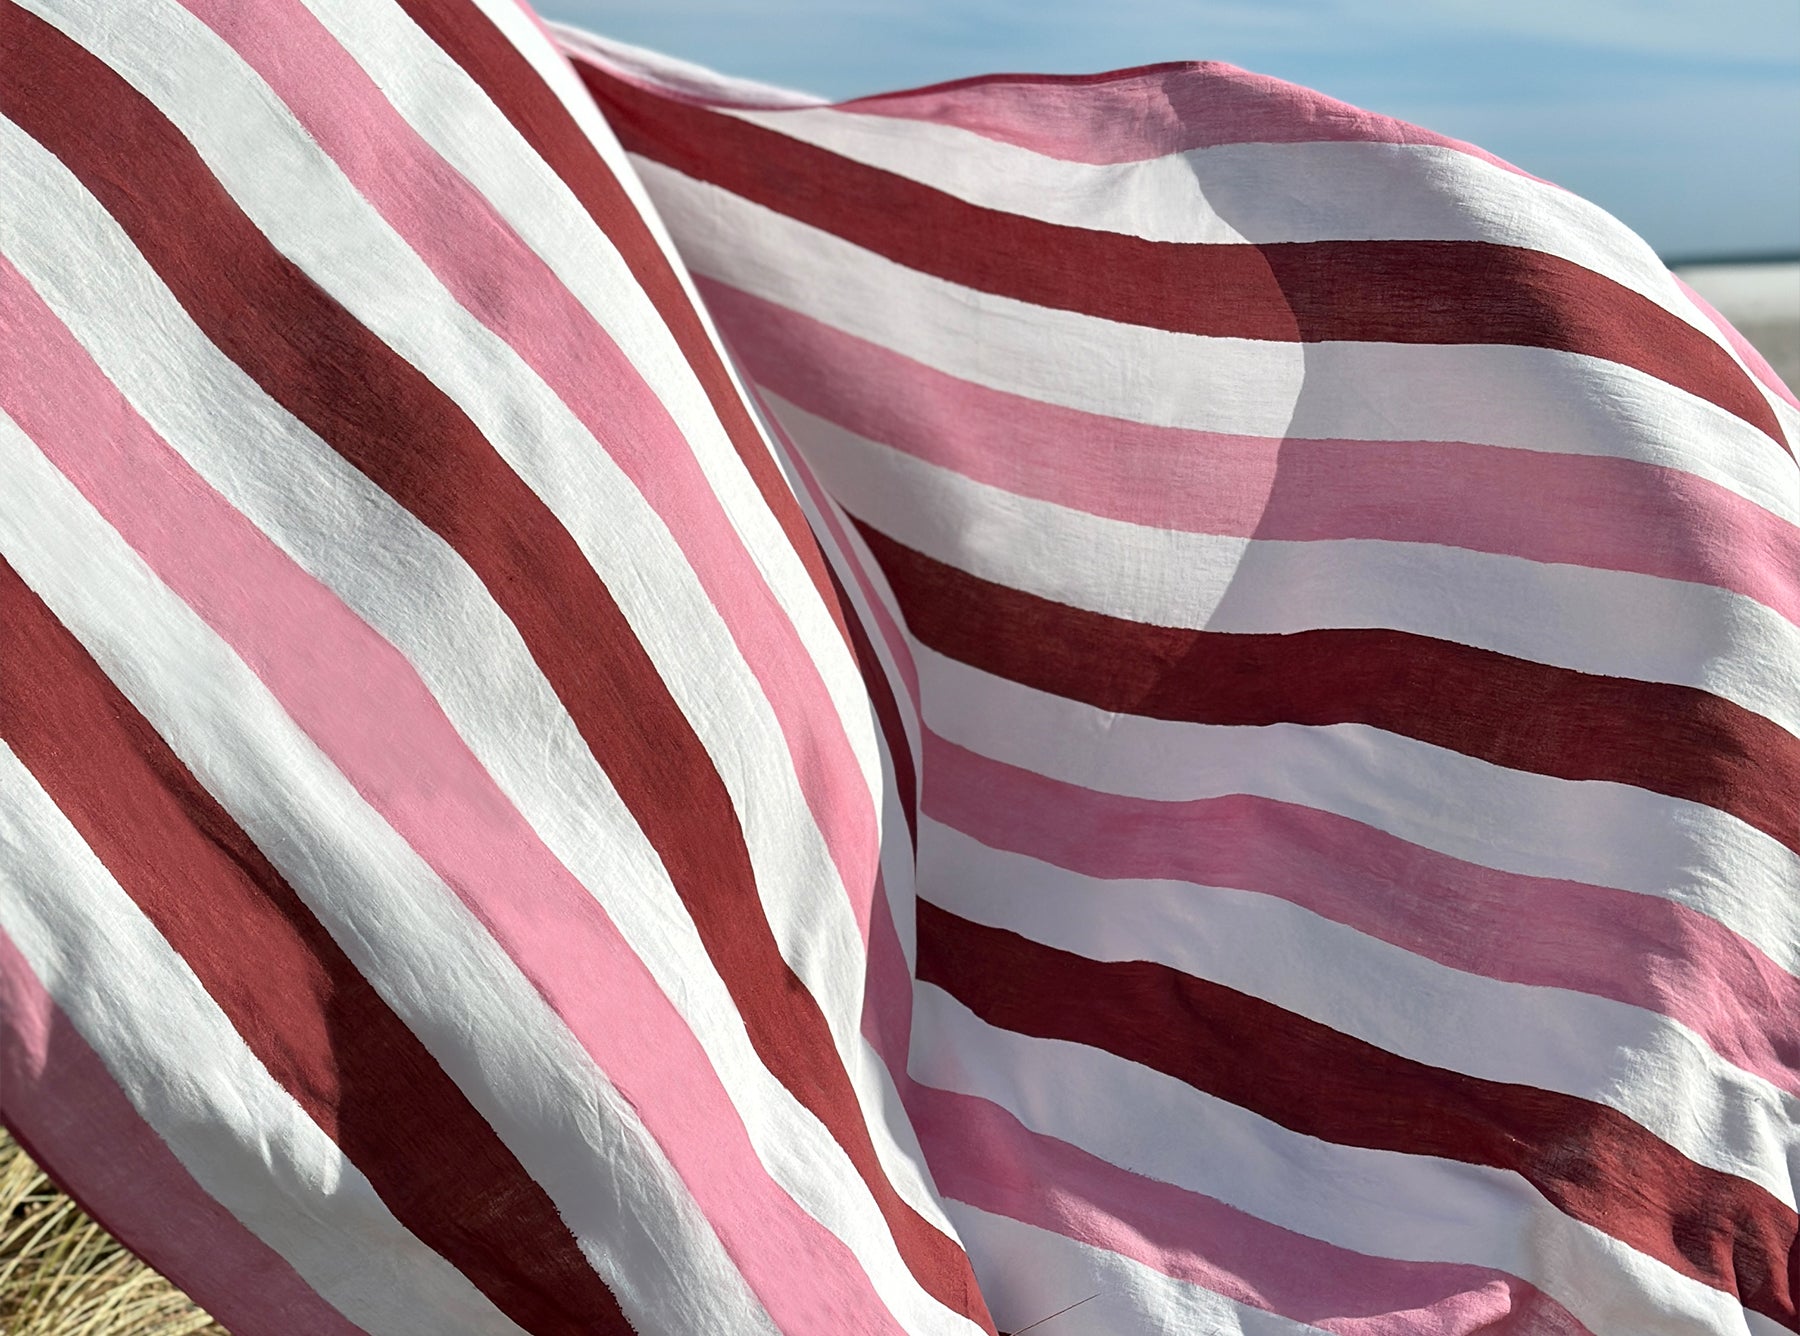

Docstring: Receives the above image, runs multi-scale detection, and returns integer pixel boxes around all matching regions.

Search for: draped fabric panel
[2,2,1795,1333]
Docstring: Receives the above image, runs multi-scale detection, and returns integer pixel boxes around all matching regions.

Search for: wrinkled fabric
[2,2,1795,1334]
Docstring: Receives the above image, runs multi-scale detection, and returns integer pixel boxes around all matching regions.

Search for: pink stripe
[772,407,924,1073]
[0,928,370,1336]
[753,377,923,719]
[1676,276,1800,413]
[925,732,1800,1097]
[859,866,919,1083]
[780,437,925,1074]
[0,259,902,1336]
[570,42,1536,179]
[832,60,1545,179]
[905,1081,1590,1335]
[853,765,1591,1334]
[182,0,882,948]
[704,279,1800,630]
[835,514,922,718]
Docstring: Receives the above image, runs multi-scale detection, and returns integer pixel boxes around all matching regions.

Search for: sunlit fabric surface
[1,2,1795,1333]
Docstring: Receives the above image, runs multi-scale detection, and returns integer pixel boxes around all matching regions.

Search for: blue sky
[537,0,1800,260]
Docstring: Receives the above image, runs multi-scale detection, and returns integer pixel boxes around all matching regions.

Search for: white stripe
[0,407,782,1335]
[712,100,1799,436]
[757,410,945,1210]
[0,111,976,1334]
[1773,395,1800,445]
[0,401,979,1334]
[921,819,1799,1207]
[918,649,1800,978]
[572,36,1707,374]
[723,103,1726,339]
[912,985,1756,1336]
[584,36,1797,506]
[552,25,824,108]
[788,395,1800,740]
[766,409,925,767]
[633,162,1800,525]
[47,0,881,1077]
[944,1204,1322,1336]
[872,710,923,986]
[235,0,963,1248]
[0,745,526,1336]
[763,415,928,977]
[297,0,878,787]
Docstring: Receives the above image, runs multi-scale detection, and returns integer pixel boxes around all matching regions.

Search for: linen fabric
[2,2,1795,1333]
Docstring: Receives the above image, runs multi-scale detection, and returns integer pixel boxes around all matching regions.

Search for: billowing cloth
[1,2,1794,1334]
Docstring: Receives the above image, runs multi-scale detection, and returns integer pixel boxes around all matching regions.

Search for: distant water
[1673,261,1800,394]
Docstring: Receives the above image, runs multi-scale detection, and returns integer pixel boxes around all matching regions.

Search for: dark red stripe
[341,6,983,1318]
[916,900,1800,1325]
[0,8,990,1326]
[855,522,1800,860]
[0,557,628,1333]
[389,0,857,651]
[828,557,919,842]
[574,60,1786,454]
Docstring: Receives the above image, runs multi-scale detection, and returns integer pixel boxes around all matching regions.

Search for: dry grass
[0,1129,222,1336]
